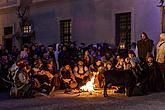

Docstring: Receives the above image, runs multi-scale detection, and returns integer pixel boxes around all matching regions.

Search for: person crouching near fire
[89,59,104,88]
[32,58,54,95]
[9,59,35,98]
[124,50,141,81]
[43,59,60,92]
[115,55,125,71]
[60,64,77,93]
[124,50,140,69]
[146,54,164,92]
[73,58,89,89]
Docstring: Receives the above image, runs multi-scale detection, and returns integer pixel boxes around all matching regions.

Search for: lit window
[23,25,32,33]
[116,12,131,49]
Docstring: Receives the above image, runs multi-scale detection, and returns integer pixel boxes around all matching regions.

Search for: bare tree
[16,0,32,21]
[15,0,34,45]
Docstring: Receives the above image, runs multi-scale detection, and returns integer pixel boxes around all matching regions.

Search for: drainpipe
[160,5,164,33]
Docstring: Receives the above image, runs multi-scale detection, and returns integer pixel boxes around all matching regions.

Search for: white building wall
[0,13,18,45]
[134,0,160,44]
[0,0,161,47]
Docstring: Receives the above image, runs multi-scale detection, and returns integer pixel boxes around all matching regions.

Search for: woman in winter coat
[156,33,165,90]
[156,33,165,64]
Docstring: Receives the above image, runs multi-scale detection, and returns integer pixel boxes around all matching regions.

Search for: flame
[80,76,95,92]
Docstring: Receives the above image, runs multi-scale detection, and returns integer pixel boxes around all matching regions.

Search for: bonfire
[80,76,96,93]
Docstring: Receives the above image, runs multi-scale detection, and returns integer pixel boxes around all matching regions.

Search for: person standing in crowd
[68,43,78,69]
[136,32,154,62]
[156,33,165,64]
[47,45,55,60]
[38,45,47,58]
[11,46,19,63]
[20,45,29,61]
[54,43,60,70]
[156,33,165,89]
[58,45,70,69]
[130,42,136,53]
[28,45,37,65]
[83,48,91,67]
[78,43,85,58]
[1,48,11,82]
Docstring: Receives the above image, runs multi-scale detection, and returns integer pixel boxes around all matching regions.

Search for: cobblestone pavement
[0,89,165,110]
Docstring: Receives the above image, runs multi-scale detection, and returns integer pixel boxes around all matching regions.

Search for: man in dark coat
[146,54,164,92]
[58,45,70,69]
[136,32,154,62]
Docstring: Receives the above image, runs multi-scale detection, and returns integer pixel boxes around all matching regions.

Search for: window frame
[4,26,13,35]
[23,25,32,34]
[115,12,131,49]
[60,19,72,44]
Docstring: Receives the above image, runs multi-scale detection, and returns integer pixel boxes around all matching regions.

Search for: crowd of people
[0,32,164,98]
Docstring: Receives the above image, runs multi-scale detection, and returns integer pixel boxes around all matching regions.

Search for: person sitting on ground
[124,50,140,71]
[145,54,164,92]
[10,60,35,98]
[89,59,104,88]
[45,59,60,90]
[32,58,54,95]
[60,64,76,93]
[115,55,125,71]
[115,55,128,93]
[73,58,89,88]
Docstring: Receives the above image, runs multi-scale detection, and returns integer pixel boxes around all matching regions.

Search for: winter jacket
[136,38,153,61]
[156,41,165,63]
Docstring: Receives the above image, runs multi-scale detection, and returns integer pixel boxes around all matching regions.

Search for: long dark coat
[137,38,153,61]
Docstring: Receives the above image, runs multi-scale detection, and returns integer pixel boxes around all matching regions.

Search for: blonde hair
[160,33,165,41]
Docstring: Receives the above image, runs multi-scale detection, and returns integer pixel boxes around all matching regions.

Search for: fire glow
[80,76,95,92]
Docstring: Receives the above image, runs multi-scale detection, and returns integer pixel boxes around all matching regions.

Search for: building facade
[0,0,161,50]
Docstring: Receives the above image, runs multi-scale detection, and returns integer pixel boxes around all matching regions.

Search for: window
[116,12,131,49]
[60,19,72,44]
[4,38,12,51]
[4,26,13,35]
[23,25,32,33]
[4,26,13,51]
